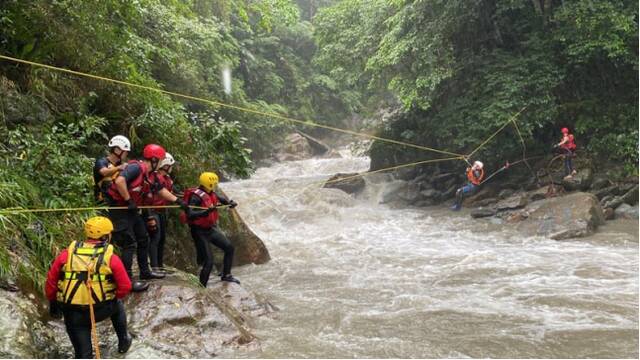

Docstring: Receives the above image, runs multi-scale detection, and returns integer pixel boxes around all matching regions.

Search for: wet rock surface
[323,173,366,194]
[514,192,605,240]
[614,204,639,220]
[0,290,62,358]
[7,271,274,358]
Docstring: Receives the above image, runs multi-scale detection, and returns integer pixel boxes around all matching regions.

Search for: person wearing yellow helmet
[181,171,240,286]
[45,216,133,358]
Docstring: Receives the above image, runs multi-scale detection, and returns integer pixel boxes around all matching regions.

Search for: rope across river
[0,54,531,215]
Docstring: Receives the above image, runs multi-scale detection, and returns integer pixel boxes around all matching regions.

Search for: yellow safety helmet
[84,216,114,239]
[199,172,219,192]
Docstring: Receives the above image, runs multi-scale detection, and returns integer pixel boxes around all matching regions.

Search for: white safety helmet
[158,152,175,169]
[473,161,484,170]
[108,135,131,152]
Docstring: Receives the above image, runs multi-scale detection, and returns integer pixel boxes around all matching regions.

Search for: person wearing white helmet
[93,135,131,203]
[451,160,485,211]
[145,152,176,273]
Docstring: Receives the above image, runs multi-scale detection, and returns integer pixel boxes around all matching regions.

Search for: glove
[228,200,238,209]
[127,198,138,212]
[49,301,63,319]
[175,199,189,211]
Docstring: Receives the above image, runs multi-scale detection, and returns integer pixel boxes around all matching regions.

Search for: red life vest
[180,188,218,227]
[145,172,174,207]
[561,134,577,150]
[467,168,484,185]
[106,160,149,205]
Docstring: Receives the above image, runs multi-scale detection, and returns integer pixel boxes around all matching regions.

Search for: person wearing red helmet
[555,127,577,179]
[105,144,189,291]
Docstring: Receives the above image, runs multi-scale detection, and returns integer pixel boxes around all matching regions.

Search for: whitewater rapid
[220,154,638,358]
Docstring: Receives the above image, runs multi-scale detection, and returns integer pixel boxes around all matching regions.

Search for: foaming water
[221,155,638,358]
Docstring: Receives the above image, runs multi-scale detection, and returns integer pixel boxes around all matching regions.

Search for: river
[220,153,639,358]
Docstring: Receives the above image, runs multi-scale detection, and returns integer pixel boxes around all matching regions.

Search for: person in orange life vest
[45,216,133,358]
[145,153,176,273]
[451,160,484,211]
[184,171,240,286]
[555,127,577,179]
[106,144,189,291]
[93,135,130,204]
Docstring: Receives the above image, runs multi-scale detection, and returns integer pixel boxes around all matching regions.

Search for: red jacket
[45,241,132,301]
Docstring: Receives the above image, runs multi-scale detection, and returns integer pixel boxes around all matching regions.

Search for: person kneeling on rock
[45,216,133,358]
[451,161,484,211]
[181,171,240,286]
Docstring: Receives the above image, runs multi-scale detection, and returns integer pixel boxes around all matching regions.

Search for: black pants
[148,211,167,268]
[190,226,235,287]
[109,208,152,278]
[62,300,128,359]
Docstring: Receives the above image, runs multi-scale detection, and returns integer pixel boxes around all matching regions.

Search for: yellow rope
[236,156,463,205]
[466,106,528,158]
[0,54,464,158]
[0,204,208,215]
[86,260,101,359]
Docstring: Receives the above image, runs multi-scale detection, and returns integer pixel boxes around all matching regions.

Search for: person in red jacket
[555,127,577,179]
[145,152,176,272]
[184,171,239,286]
[106,144,188,291]
[45,216,132,358]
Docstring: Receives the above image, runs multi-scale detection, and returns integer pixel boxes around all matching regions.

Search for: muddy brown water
[221,155,638,358]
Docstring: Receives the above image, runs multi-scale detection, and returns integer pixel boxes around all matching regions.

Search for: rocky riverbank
[324,155,638,240]
[0,271,275,358]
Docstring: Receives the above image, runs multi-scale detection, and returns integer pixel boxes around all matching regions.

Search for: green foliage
[316,0,638,173]
[0,0,350,292]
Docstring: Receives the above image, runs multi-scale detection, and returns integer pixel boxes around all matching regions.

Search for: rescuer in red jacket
[45,216,133,358]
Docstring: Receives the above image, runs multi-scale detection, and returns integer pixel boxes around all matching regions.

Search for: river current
[220,154,638,358]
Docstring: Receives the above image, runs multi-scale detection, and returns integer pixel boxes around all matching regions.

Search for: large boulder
[275,133,312,161]
[470,208,497,218]
[0,290,62,358]
[296,131,332,156]
[561,168,593,191]
[39,271,273,358]
[516,192,605,240]
[495,194,529,211]
[462,186,498,207]
[323,173,366,195]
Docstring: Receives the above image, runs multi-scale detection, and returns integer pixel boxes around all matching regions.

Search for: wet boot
[221,274,240,284]
[131,281,149,292]
[118,335,132,354]
[140,270,165,280]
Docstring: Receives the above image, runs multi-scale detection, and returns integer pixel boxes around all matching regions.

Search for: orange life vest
[467,168,484,185]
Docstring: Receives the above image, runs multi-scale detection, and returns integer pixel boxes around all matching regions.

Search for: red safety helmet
[142,144,166,160]
[561,127,569,134]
